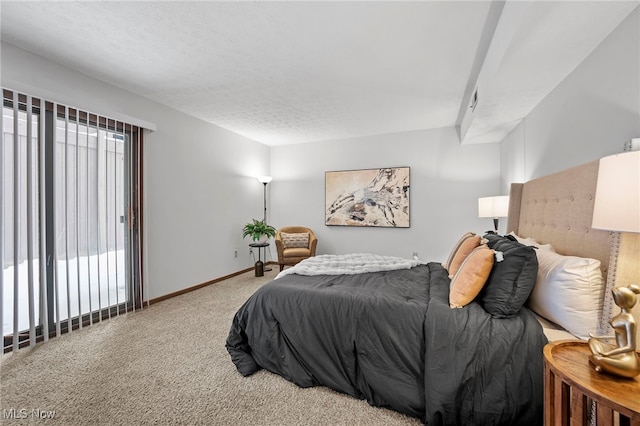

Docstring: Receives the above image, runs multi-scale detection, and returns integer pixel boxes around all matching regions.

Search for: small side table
[249,242,269,277]
[543,340,640,426]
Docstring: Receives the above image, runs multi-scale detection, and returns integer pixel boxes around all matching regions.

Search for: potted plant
[242,219,276,243]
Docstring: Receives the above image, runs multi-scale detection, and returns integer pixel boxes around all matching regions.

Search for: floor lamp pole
[263,182,268,223]
[260,180,272,272]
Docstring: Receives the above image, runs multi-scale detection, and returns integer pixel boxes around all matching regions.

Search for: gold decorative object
[588,284,640,378]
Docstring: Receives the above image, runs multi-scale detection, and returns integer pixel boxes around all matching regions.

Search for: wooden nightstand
[544,340,640,426]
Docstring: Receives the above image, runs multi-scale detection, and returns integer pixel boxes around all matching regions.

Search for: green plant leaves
[242,219,276,241]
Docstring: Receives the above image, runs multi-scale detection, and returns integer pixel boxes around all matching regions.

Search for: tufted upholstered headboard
[506,160,610,277]
[506,159,640,347]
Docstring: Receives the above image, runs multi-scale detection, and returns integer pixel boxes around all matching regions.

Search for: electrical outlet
[249,248,253,255]
[234,249,238,258]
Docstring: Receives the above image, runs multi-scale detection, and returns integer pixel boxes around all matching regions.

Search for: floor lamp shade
[592,151,640,233]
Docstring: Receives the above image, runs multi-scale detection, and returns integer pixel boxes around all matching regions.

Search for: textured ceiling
[1,1,638,146]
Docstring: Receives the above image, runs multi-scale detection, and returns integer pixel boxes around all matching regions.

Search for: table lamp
[478,195,509,233]
[589,150,640,378]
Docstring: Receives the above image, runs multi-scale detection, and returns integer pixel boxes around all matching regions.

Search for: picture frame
[325,167,410,227]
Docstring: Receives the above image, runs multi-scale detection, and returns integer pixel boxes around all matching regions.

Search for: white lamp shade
[478,195,510,218]
[257,175,273,184]
[592,150,640,233]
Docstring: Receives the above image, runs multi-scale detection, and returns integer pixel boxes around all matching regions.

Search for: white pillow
[508,232,555,252]
[527,249,604,340]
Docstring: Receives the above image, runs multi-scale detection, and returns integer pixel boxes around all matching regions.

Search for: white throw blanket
[275,253,422,279]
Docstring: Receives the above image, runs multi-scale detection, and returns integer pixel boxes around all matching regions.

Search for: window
[2,89,145,352]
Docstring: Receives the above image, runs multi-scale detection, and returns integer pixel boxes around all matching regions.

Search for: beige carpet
[1,268,420,425]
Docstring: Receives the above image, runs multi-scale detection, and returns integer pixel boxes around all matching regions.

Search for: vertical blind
[1,89,145,352]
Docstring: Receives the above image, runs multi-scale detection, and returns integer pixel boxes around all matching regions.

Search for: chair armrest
[275,234,285,259]
[308,230,318,256]
[309,237,318,256]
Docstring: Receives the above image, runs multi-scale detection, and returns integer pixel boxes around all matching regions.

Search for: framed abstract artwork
[325,167,410,227]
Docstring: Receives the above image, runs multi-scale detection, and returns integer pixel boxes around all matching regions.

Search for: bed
[226,160,622,425]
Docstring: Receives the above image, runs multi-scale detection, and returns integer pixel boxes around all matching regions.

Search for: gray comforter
[226,262,546,425]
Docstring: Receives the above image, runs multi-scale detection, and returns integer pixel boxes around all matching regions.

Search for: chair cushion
[281,232,309,248]
[283,247,311,257]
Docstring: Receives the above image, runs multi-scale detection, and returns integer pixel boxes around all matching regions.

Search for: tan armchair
[275,226,318,271]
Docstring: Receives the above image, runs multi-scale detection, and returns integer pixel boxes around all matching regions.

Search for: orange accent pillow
[449,245,495,308]
[444,233,481,278]
[443,232,475,270]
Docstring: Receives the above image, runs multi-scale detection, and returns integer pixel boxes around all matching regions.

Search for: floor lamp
[257,175,273,272]
[257,175,272,223]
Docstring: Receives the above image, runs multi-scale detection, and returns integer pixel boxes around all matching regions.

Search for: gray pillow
[479,234,538,318]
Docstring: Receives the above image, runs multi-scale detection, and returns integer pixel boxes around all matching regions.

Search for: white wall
[1,43,270,300]
[4,4,636,299]
[270,127,502,263]
[501,6,640,188]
